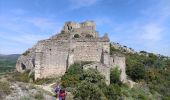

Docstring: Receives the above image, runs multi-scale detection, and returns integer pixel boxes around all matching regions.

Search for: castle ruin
[16,21,127,84]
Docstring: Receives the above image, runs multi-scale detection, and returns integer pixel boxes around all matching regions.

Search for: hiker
[54,85,61,98]
[59,89,67,100]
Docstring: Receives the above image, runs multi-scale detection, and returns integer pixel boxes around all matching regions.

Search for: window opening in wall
[21,63,26,70]
[95,66,98,70]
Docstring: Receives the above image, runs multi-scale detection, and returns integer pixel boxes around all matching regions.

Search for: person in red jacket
[59,89,67,100]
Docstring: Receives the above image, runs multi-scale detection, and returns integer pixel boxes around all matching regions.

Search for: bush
[61,63,83,87]
[127,63,146,81]
[81,68,105,84]
[8,70,30,82]
[23,51,30,56]
[73,81,107,100]
[101,84,121,100]
[61,74,81,88]
[66,63,83,75]
[110,67,121,84]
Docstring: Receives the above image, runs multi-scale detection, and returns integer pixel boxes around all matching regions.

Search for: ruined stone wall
[73,41,110,63]
[35,40,70,79]
[111,54,127,83]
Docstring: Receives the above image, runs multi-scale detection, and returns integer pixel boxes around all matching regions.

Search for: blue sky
[0,0,170,56]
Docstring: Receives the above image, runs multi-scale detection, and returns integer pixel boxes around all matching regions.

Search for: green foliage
[101,84,121,100]
[0,81,11,95]
[0,54,19,73]
[73,81,107,100]
[127,63,146,81]
[61,51,170,100]
[61,63,82,88]
[125,52,170,98]
[23,51,30,56]
[81,68,105,84]
[110,67,121,84]
[62,62,123,100]
[0,59,16,73]
[66,63,83,75]
[61,74,81,88]
[8,70,30,82]
[110,44,122,55]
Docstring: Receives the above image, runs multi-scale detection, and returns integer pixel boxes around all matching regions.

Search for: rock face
[16,20,127,84]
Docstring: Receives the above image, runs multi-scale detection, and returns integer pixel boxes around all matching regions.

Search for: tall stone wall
[35,40,70,79]
[74,41,109,62]
[111,54,127,83]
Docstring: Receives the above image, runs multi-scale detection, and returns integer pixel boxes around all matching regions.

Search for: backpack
[55,86,60,93]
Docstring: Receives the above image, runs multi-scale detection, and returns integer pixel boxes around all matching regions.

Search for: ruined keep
[16,20,127,84]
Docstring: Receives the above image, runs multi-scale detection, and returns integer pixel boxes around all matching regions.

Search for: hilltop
[0,21,169,100]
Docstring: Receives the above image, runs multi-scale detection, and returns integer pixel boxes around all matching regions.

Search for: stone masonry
[16,20,127,84]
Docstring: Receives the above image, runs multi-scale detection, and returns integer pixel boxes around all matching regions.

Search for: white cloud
[25,17,61,32]
[69,0,99,9]
[108,0,170,56]
[140,23,164,41]
[0,32,49,45]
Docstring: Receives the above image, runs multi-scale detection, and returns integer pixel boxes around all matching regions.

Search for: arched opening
[95,66,98,70]
[74,34,80,38]
[21,63,26,70]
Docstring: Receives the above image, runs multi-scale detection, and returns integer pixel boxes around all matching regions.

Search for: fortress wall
[73,41,110,62]
[35,40,70,79]
[112,55,127,83]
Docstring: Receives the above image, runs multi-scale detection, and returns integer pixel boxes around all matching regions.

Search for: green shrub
[127,63,146,81]
[61,63,82,87]
[61,74,80,88]
[73,81,107,100]
[66,63,83,75]
[101,84,121,100]
[23,51,30,56]
[8,70,30,82]
[110,67,121,84]
[81,68,105,84]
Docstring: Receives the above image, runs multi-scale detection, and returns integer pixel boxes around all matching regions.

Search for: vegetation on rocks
[0,81,11,95]
[60,44,170,99]
[110,44,170,99]
[61,63,123,100]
